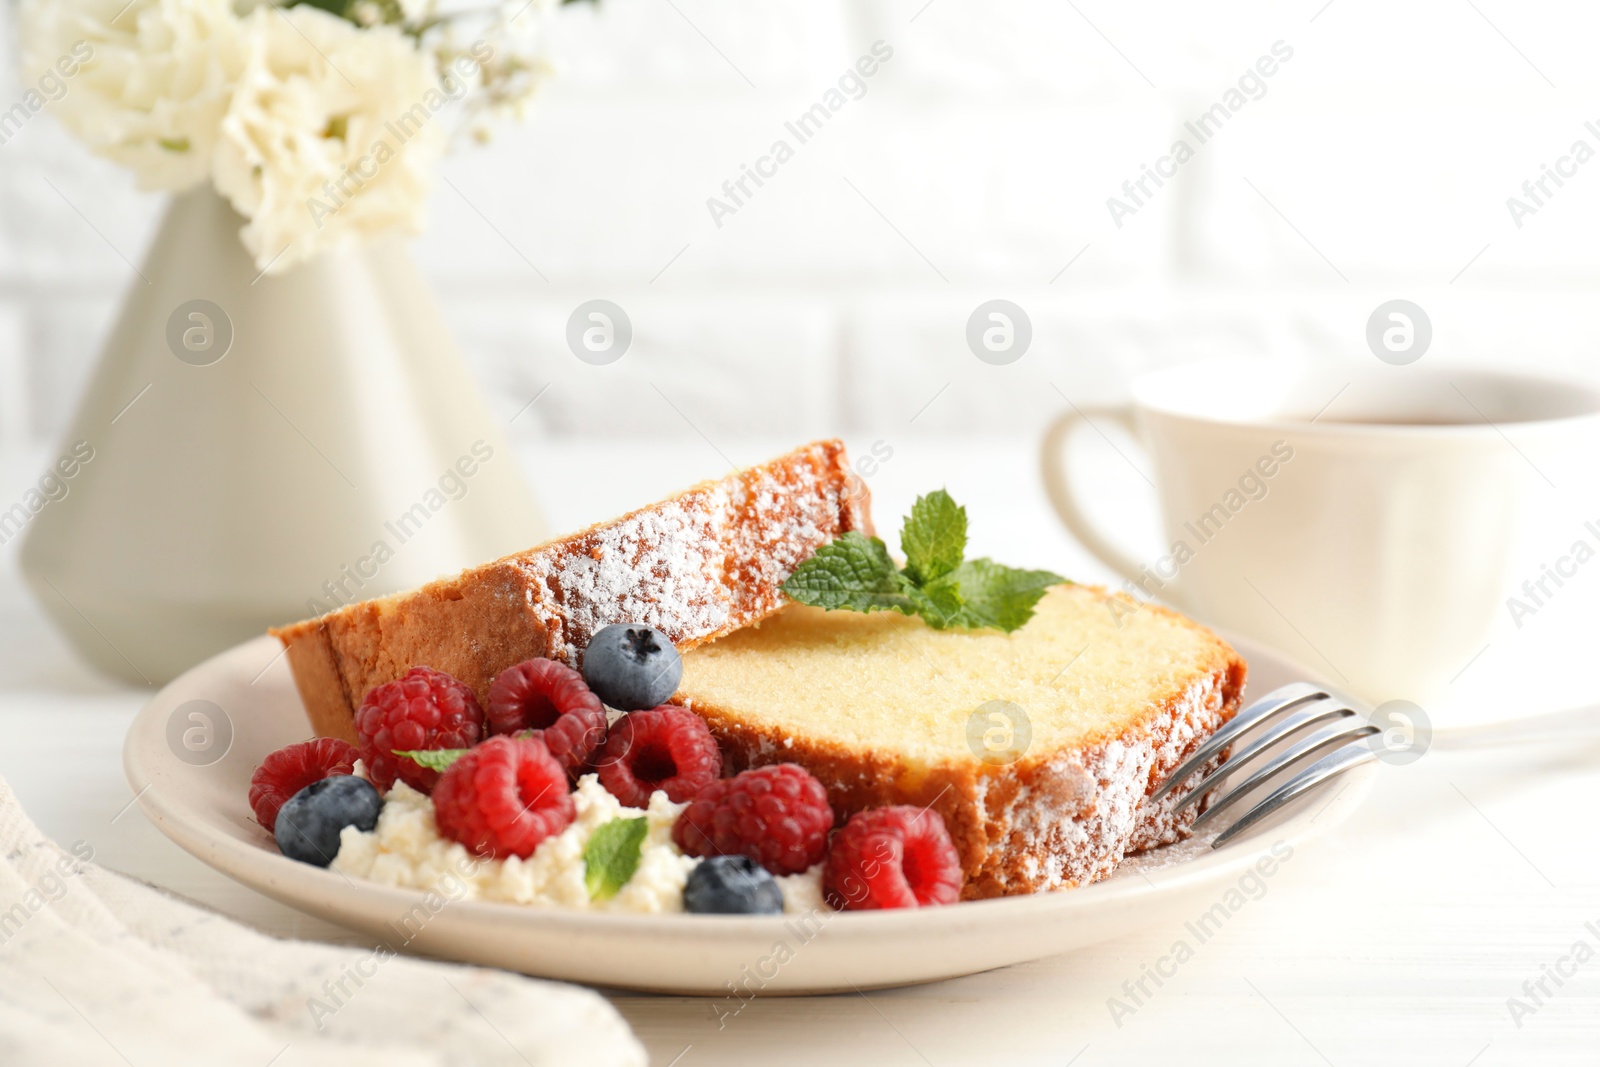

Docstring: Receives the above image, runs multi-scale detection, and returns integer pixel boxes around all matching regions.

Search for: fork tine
[1149,681,1329,803]
[1210,741,1379,848]
[1190,717,1379,831]
[1169,696,1356,812]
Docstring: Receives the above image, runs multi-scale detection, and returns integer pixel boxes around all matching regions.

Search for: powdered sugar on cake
[974,671,1231,893]
[521,489,732,665]
[520,443,865,666]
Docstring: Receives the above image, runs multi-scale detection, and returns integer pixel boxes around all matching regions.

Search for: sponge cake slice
[673,584,1246,898]
[272,440,872,744]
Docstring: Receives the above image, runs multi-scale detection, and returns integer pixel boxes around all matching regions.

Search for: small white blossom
[398,0,436,23]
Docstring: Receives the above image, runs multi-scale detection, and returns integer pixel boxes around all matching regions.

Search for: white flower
[212,4,449,273]
[20,0,248,191]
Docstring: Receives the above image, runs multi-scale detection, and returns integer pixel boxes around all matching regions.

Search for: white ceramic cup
[1040,358,1600,708]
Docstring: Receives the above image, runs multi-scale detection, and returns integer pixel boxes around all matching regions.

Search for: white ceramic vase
[20,188,546,686]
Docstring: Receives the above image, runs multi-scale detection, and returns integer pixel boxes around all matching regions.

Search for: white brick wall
[3,0,1600,447]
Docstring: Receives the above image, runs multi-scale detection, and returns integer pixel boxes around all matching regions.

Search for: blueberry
[274,775,382,867]
[683,855,784,915]
[581,623,683,711]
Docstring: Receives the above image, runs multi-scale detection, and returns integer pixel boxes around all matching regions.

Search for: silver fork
[1150,681,1381,849]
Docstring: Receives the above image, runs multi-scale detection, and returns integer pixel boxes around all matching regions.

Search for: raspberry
[596,707,721,807]
[432,736,575,859]
[355,667,485,794]
[672,763,833,876]
[248,737,358,830]
[823,806,961,911]
[486,659,607,778]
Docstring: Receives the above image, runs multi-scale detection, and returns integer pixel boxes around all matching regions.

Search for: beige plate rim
[124,632,1376,994]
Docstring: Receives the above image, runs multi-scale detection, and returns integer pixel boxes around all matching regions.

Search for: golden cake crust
[271,440,872,744]
[676,590,1246,899]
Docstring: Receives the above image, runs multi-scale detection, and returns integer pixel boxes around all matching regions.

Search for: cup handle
[1039,406,1148,586]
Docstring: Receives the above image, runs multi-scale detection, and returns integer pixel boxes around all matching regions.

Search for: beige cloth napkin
[0,776,645,1067]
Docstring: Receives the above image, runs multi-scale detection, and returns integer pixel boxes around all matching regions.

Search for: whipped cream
[332,773,827,916]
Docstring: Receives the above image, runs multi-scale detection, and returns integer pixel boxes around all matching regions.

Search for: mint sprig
[583,816,649,900]
[394,731,540,775]
[781,489,1067,634]
[393,748,468,773]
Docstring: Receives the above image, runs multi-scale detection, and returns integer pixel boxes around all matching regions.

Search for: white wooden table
[0,438,1595,1066]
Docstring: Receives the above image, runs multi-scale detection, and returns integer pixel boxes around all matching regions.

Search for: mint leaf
[941,559,1066,633]
[781,532,919,615]
[783,488,1069,633]
[900,489,967,585]
[905,579,967,630]
[393,748,468,772]
[584,816,649,900]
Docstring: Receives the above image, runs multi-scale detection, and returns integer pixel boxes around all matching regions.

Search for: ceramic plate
[124,633,1374,994]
